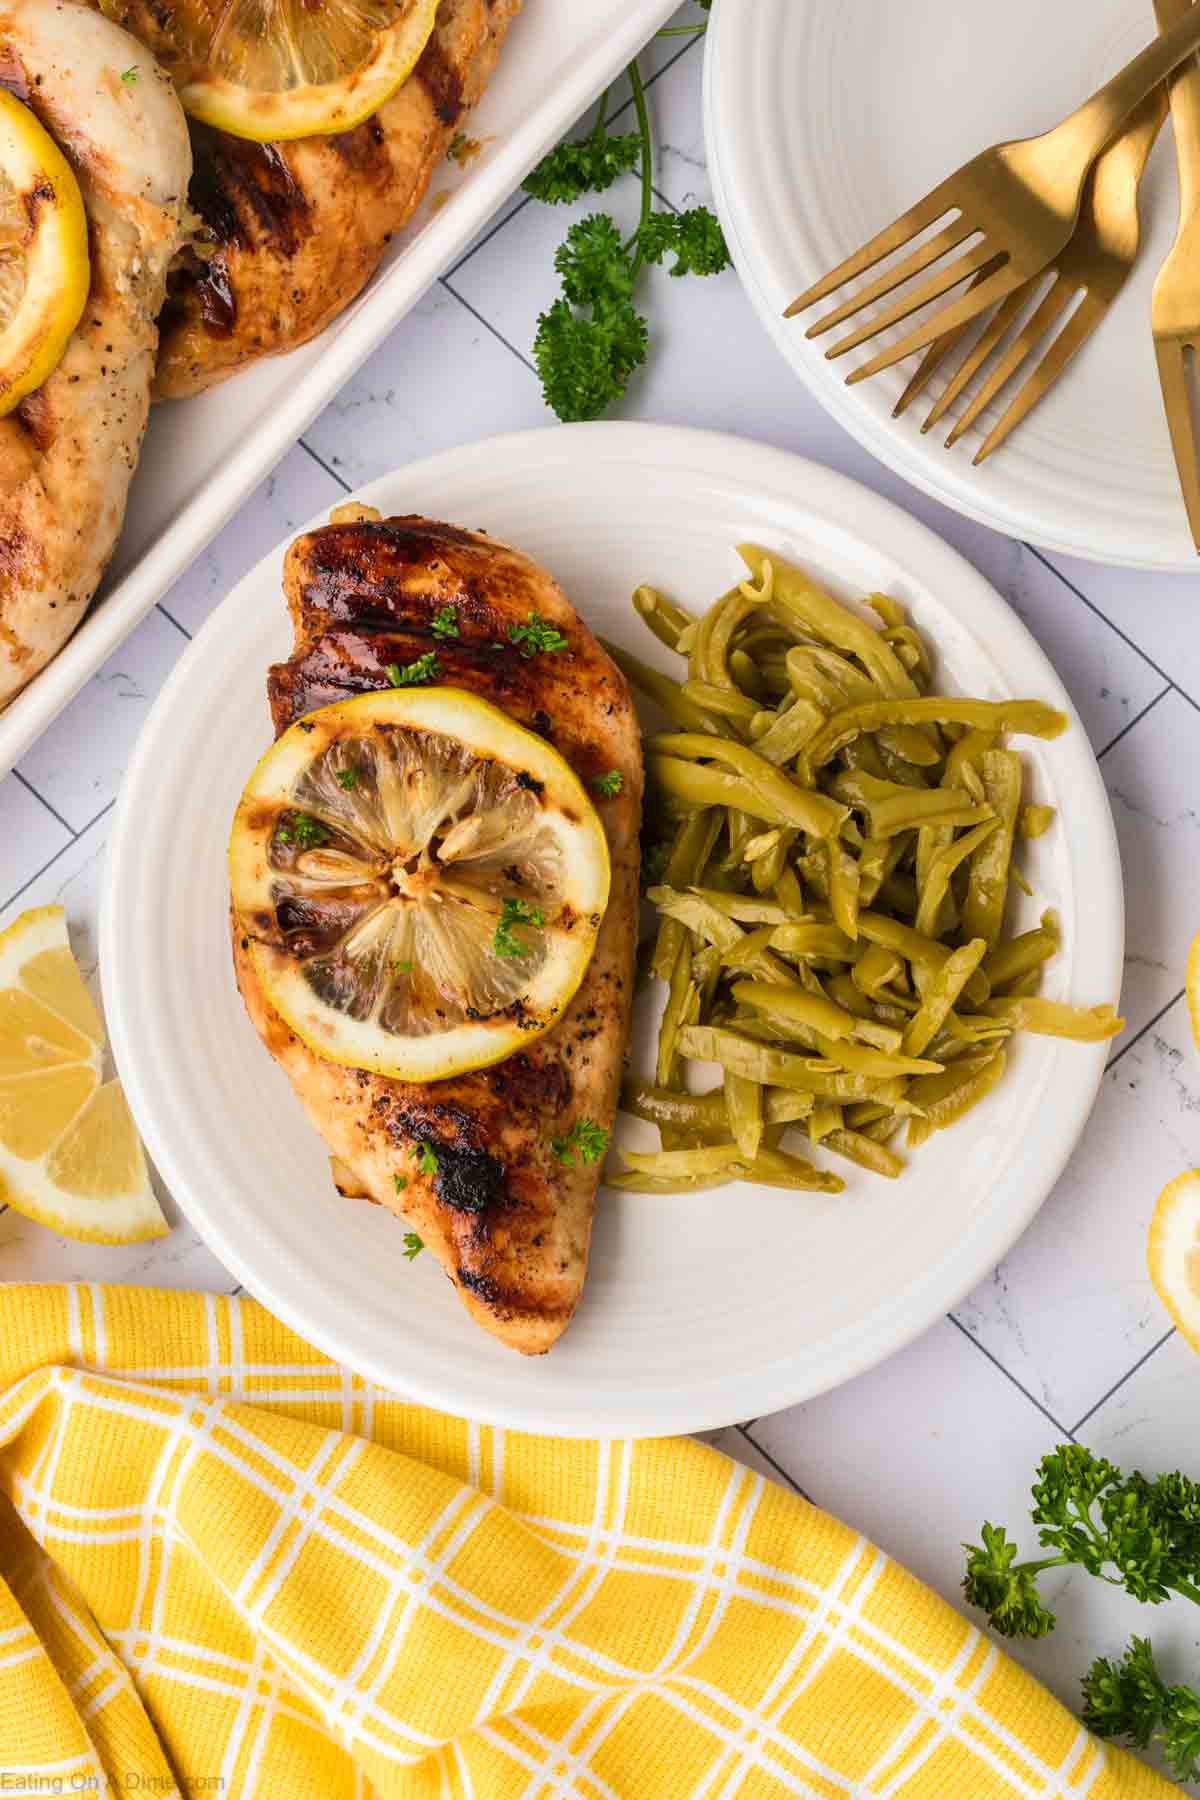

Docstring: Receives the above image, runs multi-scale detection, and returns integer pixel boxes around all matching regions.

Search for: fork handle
[1058,3,1200,165]
[1156,0,1200,219]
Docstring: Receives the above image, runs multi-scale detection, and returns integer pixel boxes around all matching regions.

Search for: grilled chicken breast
[0,0,191,706]
[95,0,519,399]
[233,514,642,1353]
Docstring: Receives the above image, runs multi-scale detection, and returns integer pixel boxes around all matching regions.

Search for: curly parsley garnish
[524,16,728,422]
[963,1446,1200,1780]
[507,613,568,658]
[550,1119,610,1167]
[386,652,440,687]
[493,897,545,959]
[276,812,330,849]
[414,1141,439,1177]
[593,770,623,798]
[402,1231,424,1260]
[393,1174,408,1194]
[335,767,361,791]
[430,606,460,640]
[120,65,139,83]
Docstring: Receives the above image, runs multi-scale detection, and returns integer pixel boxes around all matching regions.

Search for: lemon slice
[0,906,166,1242]
[108,0,440,142]
[0,91,89,417]
[229,689,612,1082]
[1148,1170,1200,1351]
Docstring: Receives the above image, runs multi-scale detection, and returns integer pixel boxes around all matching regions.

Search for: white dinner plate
[101,424,1123,1438]
[704,0,1200,570]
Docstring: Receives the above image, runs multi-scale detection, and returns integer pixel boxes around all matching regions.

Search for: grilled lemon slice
[0,906,166,1242]
[229,689,612,1082]
[105,0,440,142]
[0,91,89,417]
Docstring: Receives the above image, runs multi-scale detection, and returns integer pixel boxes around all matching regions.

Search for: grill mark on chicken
[233,514,642,1353]
[415,36,464,125]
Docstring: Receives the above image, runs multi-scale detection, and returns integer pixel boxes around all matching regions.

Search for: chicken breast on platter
[0,0,191,706]
[232,514,643,1354]
[94,0,520,399]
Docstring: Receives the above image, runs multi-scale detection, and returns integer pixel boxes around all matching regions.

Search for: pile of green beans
[605,547,1124,1195]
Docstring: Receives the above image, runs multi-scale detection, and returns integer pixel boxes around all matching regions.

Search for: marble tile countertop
[5,12,1200,1787]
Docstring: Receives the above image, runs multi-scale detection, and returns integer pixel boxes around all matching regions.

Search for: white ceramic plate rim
[702,0,1198,574]
[101,423,1124,1437]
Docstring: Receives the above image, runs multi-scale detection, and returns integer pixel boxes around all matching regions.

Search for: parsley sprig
[402,1231,424,1260]
[430,606,460,640]
[494,897,545,959]
[550,1119,610,1167]
[593,770,623,798]
[524,8,728,421]
[508,613,568,658]
[964,1446,1200,1779]
[276,812,330,849]
[386,652,440,687]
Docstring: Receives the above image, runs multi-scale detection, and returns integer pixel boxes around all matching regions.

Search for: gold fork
[1153,0,1200,551]
[891,91,1167,463]
[784,8,1200,384]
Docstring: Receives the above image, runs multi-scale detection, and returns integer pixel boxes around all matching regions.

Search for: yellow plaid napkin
[0,1285,1173,1799]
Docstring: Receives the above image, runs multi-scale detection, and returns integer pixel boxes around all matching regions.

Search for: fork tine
[944,281,1075,447]
[844,260,1021,384]
[824,241,1002,362]
[806,221,977,339]
[892,268,996,417]
[920,285,1032,433]
[974,298,1107,464]
[1155,340,1200,552]
[784,182,959,318]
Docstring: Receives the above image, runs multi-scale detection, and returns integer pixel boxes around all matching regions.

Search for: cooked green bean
[981,914,1060,992]
[602,639,726,735]
[633,585,696,651]
[907,1050,1008,1147]
[652,810,722,980]
[648,887,745,957]
[769,923,858,964]
[677,1025,907,1101]
[821,1127,905,1179]
[726,1071,764,1161]
[751,698,825,766]
[979,998,1124,1040]
[621,1081,729,1133]
[656,937,694,1088]
[809,1101,841,1145]
[807,698,1069,768]
[1019,803,1056,838]
[740,545,917,698]
[649,733,848,838]
[914,818,1001,940]
[962,750,1022,947]
[903,940,989,1057]
[682,679,762,722]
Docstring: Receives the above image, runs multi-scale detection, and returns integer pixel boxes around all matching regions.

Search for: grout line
[446,27,704,281]
[156,602,192,642]
[0,798,114,918]
[299,436,352,494]
[440,276,539,374]
[1071,1326,1177,1434]
[10,769,77,839]
[1095,685,1172,761]
[947,1314,1076,1440]
[1026,543,1196,710]
[735,1423,811,1499]
[1106,987,1186,1073]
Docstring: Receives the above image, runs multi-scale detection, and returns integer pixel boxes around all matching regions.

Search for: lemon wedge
[0,90,89,417]
[108,0,440,142]
[229,689,612,1082]
[0,906,166,1242]
[1187,928,1200,1054]
[1148,1170,1200,1352]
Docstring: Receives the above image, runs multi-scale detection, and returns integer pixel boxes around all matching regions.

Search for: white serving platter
[102,423,1124,1438]
[704,0,1200,569]
[0,0,680,778]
